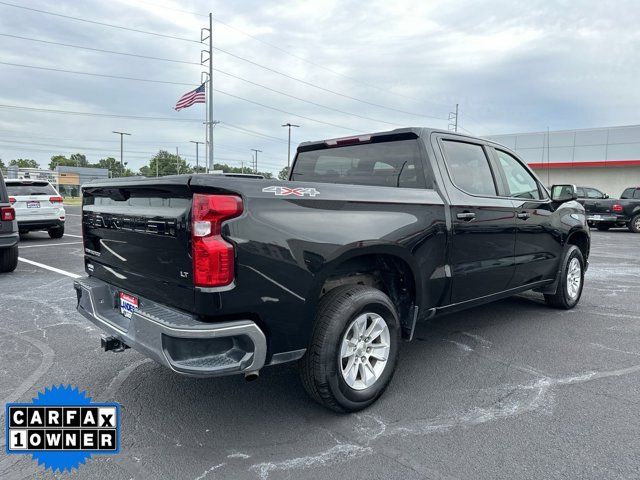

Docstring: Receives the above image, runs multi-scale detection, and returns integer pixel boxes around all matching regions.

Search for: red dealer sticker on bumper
[119,292,138,319]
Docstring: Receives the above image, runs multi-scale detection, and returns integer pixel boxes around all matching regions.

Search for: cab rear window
[6,182,57,196]
[291,139,427,189]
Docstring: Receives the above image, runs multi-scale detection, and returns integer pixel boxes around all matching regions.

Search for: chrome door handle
[517,212,530,220]
[456,212,476,221]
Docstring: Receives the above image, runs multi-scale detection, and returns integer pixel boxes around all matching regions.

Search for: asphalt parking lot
[1,207,639,479]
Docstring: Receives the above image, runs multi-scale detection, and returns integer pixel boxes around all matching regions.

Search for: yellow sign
[58,172,80,185]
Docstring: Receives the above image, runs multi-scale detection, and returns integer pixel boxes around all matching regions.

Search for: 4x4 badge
[262,186,320,197]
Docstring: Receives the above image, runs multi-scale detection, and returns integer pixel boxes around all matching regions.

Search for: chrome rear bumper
[74,276,267,377]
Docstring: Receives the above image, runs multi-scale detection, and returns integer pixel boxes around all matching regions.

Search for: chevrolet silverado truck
[74,128,590,412]
[583,186,640,232]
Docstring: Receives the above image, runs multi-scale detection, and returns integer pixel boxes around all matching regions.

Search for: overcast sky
[0,0,638,175]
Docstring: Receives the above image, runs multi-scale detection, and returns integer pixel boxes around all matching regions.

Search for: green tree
[95,157,134,177]
[210,162,273,178]
[278,166,290,180]
[0,158,5,170]
[70,153,89,167]
[9,158,40,169]
[140,150,193,177]
[49,155,72,170]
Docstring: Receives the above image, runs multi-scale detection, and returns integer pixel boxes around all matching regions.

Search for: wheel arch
[566,228,590,262]
[309,245,422,339]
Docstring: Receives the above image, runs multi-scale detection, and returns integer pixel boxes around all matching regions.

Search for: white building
[485,124,640,197]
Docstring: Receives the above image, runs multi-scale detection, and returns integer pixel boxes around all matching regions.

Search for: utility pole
[448,104,459,132]
[281,123,300,168]
[250,149,262,174]
[190,140,204,172]
[200,14,215,172]
[176,147,181,174]
[112,131,131,175]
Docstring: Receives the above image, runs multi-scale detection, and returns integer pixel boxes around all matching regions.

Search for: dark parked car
[73,128,590,412]
[583,186,640,232]
[0,171,19,272]
[577,186,608,200]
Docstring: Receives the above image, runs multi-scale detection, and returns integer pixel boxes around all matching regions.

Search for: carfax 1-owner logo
[5,384,120,473]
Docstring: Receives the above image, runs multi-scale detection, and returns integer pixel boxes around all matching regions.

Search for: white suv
[6,180,66,238]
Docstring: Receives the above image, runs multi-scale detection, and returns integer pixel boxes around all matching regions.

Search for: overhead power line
[213,89,360,132]
[128,0,431,105]
[211,44,445,120]
[1,60,398,128]
[0,104,287,144]
[0,103,201,122]
[1,32,445,122]
[0,33,200,65]
[0,1,200,43]
[0,61,197,86]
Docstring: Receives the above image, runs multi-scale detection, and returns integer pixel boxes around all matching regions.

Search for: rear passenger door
[437,137,517,304]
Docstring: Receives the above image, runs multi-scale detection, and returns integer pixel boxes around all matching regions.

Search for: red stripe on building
[528,159,640,169]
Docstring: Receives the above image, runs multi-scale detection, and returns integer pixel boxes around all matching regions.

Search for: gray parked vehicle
[0,171,19,272]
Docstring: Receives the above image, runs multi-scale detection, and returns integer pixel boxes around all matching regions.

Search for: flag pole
[207,12,214,173]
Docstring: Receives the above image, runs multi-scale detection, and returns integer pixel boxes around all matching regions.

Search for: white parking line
[65,213,82,216]
[18,257,82,279]
[19,242,82,248]
[63,234,83,238]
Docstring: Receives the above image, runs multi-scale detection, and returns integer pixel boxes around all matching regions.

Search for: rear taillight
[612,204,623,213]
[49,196,64,203]
[191,194,243,287]
[1,206,15,221]
[8,197,16,204]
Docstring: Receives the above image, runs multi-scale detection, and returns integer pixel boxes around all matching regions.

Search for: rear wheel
[596,223,611,231]
[544,245,584,309]
[0,245,19,273]
[628,214,640,233]
[48,225,65,239]
[300,285,400,413]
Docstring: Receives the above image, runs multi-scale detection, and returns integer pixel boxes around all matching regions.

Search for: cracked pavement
[1,206,639,479]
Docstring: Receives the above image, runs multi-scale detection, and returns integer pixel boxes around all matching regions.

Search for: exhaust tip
[244,371,259,382]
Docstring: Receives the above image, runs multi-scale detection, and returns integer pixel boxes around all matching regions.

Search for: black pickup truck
[582,186,640,232]
[74,128,590,412]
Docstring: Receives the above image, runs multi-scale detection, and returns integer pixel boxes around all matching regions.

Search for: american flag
[174,84,205,111]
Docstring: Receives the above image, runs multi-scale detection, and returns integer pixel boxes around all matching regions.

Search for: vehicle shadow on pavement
[106,295,555,448]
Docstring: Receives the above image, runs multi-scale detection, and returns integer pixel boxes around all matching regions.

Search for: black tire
[0,245,19,273]
[48,225,65,239]
[544,245,584,309]
[596,224,611,231]
[299,285,400,413]
[628,214,640,233]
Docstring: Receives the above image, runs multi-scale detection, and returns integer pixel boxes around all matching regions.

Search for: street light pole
[190,141,205,173]
[281,123,300,168]
[112,131,131,175]
[250,149,262,173]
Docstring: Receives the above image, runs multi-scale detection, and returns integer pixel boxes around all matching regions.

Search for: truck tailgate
[82,180,194,312]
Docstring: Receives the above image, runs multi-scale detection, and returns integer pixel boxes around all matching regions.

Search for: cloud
[0,0,638,173]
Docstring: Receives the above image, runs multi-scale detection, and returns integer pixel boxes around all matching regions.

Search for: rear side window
[635,190,640,199]
[6,182,57,196]
[621,188,634,199]
[441,140,496,196]
[291,139,427,189]
[585,188,604,199]
[576,187,585,198]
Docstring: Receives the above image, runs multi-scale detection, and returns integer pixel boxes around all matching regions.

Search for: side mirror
[551,184,578,202]
[603,193,609,199]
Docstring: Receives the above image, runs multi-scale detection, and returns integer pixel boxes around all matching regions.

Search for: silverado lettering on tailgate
[84,212,178,237]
